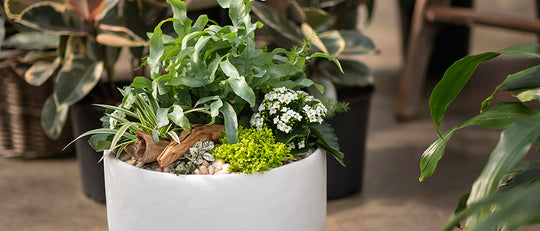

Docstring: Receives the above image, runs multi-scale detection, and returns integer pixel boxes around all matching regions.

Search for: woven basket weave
[0,69,72,158]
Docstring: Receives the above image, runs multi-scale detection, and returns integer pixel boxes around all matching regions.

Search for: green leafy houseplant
[3,0,176,139]
[420,44,540,231]
[251,0,377,100]
[74,0,346,173]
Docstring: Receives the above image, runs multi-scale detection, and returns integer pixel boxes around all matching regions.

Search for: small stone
[201,160,210,168]
[135,161,145,168]
[126,159,137,165]
[208,165,216,175]
[216,169,229,175]
[193,169,201,175]
[163,167,170,173]
[212,160,223,169]
[199,165,209,175]
[222,163,231,171]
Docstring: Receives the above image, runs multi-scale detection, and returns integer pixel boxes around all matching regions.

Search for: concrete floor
[2,1,540,230]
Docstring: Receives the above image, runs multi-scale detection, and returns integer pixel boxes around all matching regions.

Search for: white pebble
[222,164,230,171]
[202,160,210,168]
[199,165,209,175]
[193,169,201,175]
[126,159,137,165]
[208,165,216,175]
[135,161,145,168]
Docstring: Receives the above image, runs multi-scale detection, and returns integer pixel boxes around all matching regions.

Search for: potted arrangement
[420,44,540,230]
[73,0,345,229]
[251,0,377,199]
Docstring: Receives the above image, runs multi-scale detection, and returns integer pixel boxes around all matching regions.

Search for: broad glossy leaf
[429,52,499,130]
[54,57,104,106]
[0,17,4,51]
[339,30,377,55]
[95,0,120,23]
[97,24,147,47]
[301,23,328,54]
[166,0,191,38]
[130,76,152,89]
[419,102,538,181]
[24,57,61,86]
[515,88,540,102]
[19,2,84,35]
[220,59,255,106]
[41,95,69,140]
[310,122,344,166]
[148,20,165,78]
[251,2,302,47]
[319,30,345,56]
[2,31,59,49]
[185,0,219,10]
[315,0,347,8]
[304,7,331,30]
[465,113,540,227]
[169,105,190,130]
[432,44,540,132]
[220,101,238,144]
[4,0,63,19]
[156,107,170,128]
[444,181,540,231]
[320,59,372,87]
[481,65,540,111]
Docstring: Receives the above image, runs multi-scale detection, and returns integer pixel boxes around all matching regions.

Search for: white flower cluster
[250,87,327,150]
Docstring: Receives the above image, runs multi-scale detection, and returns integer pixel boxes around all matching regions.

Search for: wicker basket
[0,69,73,158]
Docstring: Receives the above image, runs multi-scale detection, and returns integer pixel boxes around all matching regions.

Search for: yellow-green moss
[214,126,293,173]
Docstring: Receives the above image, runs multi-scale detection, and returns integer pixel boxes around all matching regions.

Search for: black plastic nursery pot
[327,86,373,200]
[70,104,106,204]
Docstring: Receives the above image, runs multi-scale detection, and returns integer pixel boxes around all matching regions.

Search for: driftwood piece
[126,131,170,163]
[157,124,224,167]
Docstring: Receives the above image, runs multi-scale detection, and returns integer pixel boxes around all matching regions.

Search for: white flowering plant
[250,87,333,156]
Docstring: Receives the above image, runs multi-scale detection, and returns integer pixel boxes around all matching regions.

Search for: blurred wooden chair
[395,0,540,119]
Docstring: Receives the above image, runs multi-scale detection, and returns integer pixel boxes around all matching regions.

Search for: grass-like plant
[420,44,540,231]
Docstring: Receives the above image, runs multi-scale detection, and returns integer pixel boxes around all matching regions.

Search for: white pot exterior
[104,149,327,231]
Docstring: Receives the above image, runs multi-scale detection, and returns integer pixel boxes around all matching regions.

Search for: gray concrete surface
[2,1,540,230]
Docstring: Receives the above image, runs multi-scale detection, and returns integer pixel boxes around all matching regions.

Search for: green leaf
[429,52,499,131]
[498,44,540,58]
[97,24,147,47]
[301,23,328,54]
[465,113,540,228]
[88,133,113,152]
[24,57,60,86]
[320,58,372,87]
[339,30,377,56]
[5,0,64,19]
[166,0,191,38]
[310,52,343,73]
[481,65,540,111]
[220,101,238,144]
[304,7,332,29]
[156,107,170,128]
[18,2,84,35]
[148,20,165,78]
[443,182,540,231]
[251,1,302,47]
[130,77,152,89]
[2,31,59,49]
[41,95,69,140]
[54,57,103,106]
[515,88,540,102]
[105,122,136,156]
[309,122,344,166]
[319,30,345,56]
[220,59,255,106]
[169,105,190,130]
[419,102,538,181]
[275,125,310,144]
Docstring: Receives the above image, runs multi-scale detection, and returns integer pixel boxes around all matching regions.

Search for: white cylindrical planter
[104,149,327,231]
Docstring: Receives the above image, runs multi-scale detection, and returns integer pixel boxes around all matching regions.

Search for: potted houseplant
[420,44,540,230]
[251,0,377,199]
[72,0,346,229]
